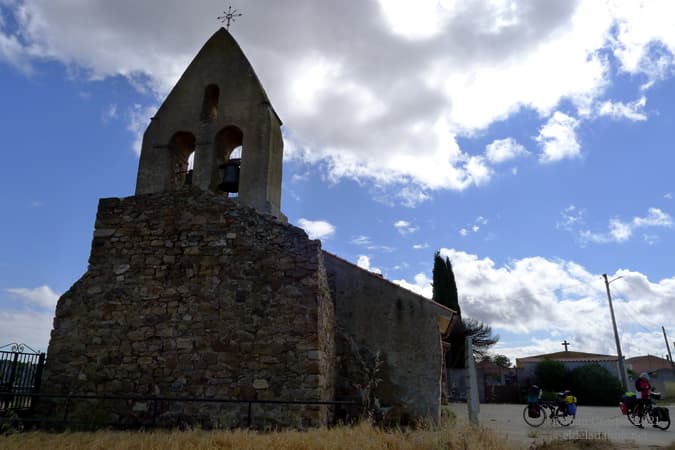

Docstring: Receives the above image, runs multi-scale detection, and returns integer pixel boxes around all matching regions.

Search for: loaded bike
[523,388,577,427]
[620,391,670,431]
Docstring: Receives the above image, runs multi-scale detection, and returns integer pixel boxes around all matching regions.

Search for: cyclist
[634,372,652,428]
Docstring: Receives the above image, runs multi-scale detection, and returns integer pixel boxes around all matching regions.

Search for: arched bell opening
[169,131,196,189]
[200,84,220,122]
[214,126,244,197]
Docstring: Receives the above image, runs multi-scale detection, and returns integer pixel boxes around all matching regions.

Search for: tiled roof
[516,350,618,367]
[626,354,673,373]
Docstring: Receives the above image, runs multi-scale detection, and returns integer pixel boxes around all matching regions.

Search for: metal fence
[1,392,356,430]
[0,343,46,413]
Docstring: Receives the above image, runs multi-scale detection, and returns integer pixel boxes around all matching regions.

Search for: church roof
[154,27,281,124]
[516,350,618,367]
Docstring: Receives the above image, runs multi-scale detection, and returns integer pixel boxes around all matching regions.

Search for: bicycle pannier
[619,402,628,415]
[567,403,577,415]
[652,407,669,422]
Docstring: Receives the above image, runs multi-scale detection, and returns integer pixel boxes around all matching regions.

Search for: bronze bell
[219,159,241,192]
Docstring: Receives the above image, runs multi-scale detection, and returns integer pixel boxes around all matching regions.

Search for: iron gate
[0,343,45,412]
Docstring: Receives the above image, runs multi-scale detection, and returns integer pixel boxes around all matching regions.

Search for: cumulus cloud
[393,272,432,298]
[395,248,675,361]
[485,138,529,164]
[580,207,673,244]
[1,0,673,201]
[356,255,382,274]
[0,309,54,352]
[297,218,336,240]
[6,285,59,309]
[536,111,581,163]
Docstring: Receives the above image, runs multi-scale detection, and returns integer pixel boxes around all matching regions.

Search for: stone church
[41,28,457,428]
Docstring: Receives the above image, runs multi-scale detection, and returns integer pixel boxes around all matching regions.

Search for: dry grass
[0,421,512,450]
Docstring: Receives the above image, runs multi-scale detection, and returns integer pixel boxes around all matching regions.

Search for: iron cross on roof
[562,340,571,352]
[218,6,243,30]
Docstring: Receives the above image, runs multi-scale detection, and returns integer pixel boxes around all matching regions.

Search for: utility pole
[466,336,480,426]
[663,326,674,370]
[603,274,629,390]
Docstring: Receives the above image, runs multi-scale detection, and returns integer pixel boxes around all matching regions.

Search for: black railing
[0,343,46,413]
[1,392,357,430]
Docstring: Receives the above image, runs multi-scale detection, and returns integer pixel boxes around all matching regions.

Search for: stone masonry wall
[324,253,452,424]
[41,189,334,428]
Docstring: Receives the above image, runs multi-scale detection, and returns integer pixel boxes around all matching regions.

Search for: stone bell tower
[135,27,285,220]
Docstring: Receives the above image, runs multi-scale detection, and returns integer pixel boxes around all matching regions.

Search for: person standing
[634,372,652,428]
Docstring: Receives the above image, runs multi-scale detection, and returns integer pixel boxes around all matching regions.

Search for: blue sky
[1,0,674,365]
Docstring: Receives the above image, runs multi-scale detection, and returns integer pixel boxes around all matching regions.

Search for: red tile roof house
[626,355,675,397]
[515,351,623,386]
[626,355,673,375]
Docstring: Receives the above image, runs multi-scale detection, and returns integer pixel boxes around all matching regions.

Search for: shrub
[569,364,623,406]
[535,359,568,391]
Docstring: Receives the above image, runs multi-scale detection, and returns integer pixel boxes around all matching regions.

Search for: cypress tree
[432,250,497,369]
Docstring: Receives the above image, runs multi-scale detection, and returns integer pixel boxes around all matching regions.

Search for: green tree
[535,359,568,391]
[569,364,623,406]
[493,354,511,369]
[432,251,460,314]
[461,319,499,361]
[432,250,498,368]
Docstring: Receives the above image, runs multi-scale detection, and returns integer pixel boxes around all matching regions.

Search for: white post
[466,336,480,425]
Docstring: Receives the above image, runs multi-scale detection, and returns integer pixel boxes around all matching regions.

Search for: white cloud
[6,285,59,309]
[393,272,432,298]
[127,103,158,155]
[0,309,54,352]
[101,103,118,123]
[351,235,372,246]
[0,28,31,73]
[377,0,454,40]
[394,220,419,236]
[291,171,310,183]
[350,235,394,252]
[609,1,675,83]
[413,243,430,250]
[597,96,647,121]
[395,248,675,361]
[536,111,581,163]
[580,207,673,244]
[665,192,673,200]
[356,255,382,274]
[459,216,488,236]
[557,205,586,231]
[396,186,431,208]
[485,138,528,164]
[297,218,336,240]
[2,1,675,198]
